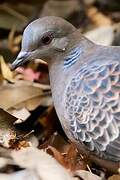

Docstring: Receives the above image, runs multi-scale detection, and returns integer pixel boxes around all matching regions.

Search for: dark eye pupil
[41,36,51,45]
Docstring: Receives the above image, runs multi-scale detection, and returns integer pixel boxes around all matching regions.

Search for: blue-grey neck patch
[64,46,82,69]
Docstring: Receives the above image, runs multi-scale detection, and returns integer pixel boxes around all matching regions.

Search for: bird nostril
[11,52,29,70]
[17,51,29,59]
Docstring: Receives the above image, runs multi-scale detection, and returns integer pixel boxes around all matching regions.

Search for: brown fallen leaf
[0,80,51,113]
[9,139,31,150]
[47,144,86,171]
[0,56,14,82]
[63,144,86,171]
[47,146,65,167]
[25,92,52,111]
[108,174,120,180]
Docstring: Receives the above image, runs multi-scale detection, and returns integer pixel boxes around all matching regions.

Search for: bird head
[11,16,76,70]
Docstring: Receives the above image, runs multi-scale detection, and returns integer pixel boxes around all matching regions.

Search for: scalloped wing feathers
[65,60,120,161]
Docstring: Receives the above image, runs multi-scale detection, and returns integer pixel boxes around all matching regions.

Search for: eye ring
[41,33,53,45]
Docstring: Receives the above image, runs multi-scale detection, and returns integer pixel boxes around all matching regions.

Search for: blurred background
[0,1,119,179]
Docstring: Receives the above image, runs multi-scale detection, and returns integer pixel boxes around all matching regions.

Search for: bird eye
[41,33,53,45]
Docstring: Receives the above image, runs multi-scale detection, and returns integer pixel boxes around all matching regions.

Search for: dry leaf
[63,144,86,171]
[13,35,22,45]
[0,108,17,147]
[47,146,65,167]
[0,157,12,168]
[25,95,52,111]
[11,147,73,180]
[0,56,13,82]
[108,174,120,180]
[8,26,22,53]
[73,170,102,180]
[0,80,51,113]
[0,170,39,180]
[11,108,30,120]
[47,144,86,171]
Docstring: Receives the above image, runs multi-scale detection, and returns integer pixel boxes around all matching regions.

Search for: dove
[11,16,120,168]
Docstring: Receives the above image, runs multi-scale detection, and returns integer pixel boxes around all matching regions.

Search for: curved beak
[11,52,29,70]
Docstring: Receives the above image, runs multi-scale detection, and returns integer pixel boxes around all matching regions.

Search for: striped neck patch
[64,46,82,69]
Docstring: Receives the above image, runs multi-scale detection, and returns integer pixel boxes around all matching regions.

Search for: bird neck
[48,32,95,114]
[63,30,94,69]
[48,30,94,71]
[63,45,82,69]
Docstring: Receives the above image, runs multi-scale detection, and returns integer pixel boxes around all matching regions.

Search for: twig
[0,4,28,23]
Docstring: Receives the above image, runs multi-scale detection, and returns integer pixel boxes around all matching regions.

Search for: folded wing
[65,60,120,161]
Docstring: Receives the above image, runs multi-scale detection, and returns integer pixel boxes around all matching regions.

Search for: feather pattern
[65,60,120,161]
[64,46,82,68]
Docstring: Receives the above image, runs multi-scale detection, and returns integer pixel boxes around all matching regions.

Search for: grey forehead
[22,22,58,49]
[24,20,63,37]
[27,16,67,30]
[24,16,76,37]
